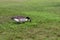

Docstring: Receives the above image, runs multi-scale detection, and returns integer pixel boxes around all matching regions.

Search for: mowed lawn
[0,0,60,40]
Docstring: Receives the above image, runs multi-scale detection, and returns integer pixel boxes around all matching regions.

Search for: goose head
[26,17,31,22]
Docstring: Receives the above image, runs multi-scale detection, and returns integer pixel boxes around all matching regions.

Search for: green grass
[0,0,60,40]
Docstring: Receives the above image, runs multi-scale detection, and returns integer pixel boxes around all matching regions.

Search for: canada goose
[11,16,31,23]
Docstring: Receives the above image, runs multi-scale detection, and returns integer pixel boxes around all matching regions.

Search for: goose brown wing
[14,16,25,19]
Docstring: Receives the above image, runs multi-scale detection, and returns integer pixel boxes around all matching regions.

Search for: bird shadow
[12,22,25,24]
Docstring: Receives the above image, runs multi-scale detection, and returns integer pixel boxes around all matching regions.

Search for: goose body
[14,18,28,22]
[11,16,31,23]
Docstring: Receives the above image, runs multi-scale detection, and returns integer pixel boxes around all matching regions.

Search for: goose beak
[28,19,31,22]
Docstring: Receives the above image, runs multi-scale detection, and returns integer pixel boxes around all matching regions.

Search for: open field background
[0,0,60,40]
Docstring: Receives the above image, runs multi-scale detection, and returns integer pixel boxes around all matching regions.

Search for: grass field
[0,0,60,40]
